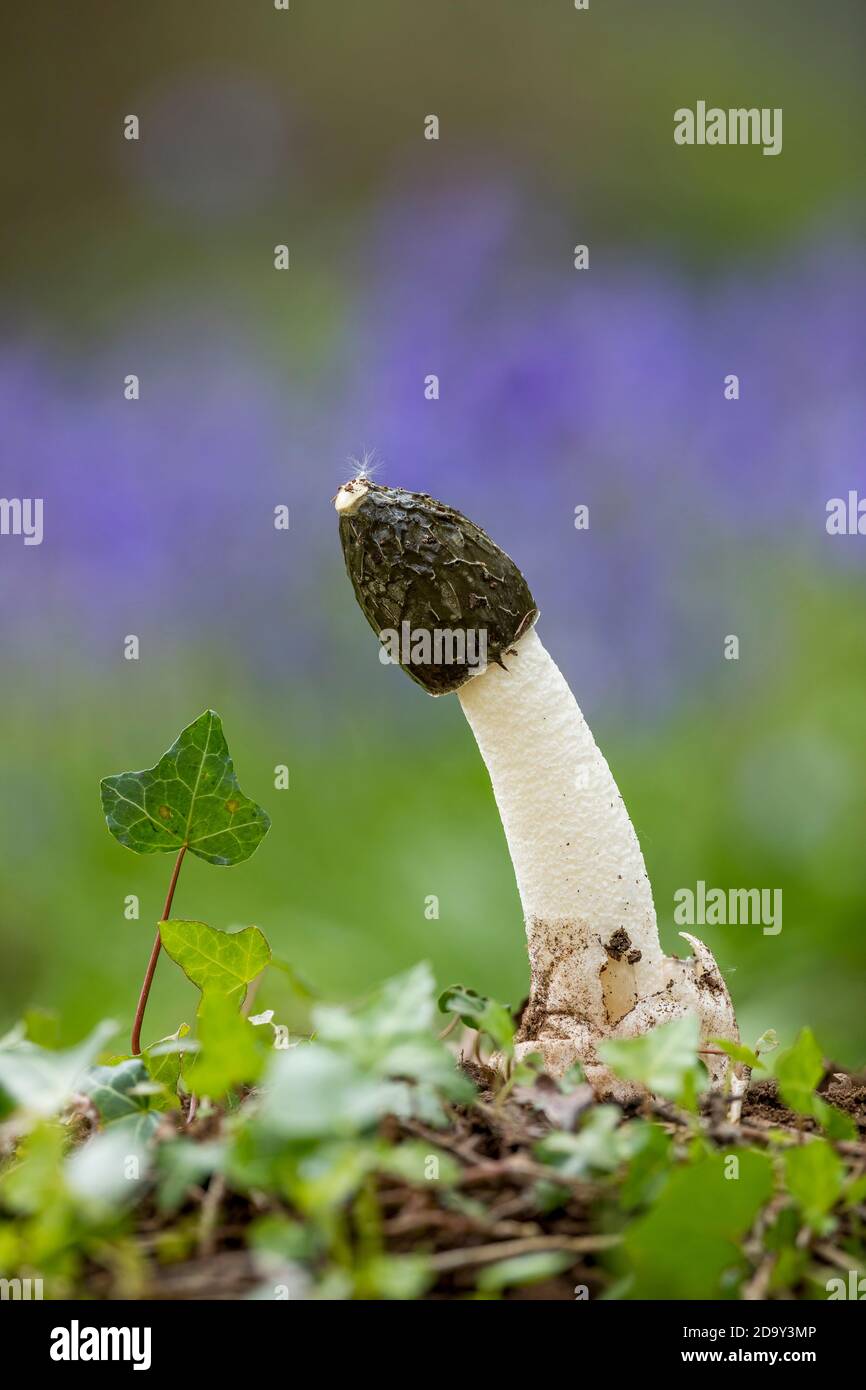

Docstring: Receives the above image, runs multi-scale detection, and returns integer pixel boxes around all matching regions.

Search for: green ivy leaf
[619,1122,672,1211]
[0,1021,117,1118]
[0,1122,68,1214]
[100,709,270,866]
[317,963,438,1047]
[597,1014,702,1102]
[437,984,515,1054]
[142,1023,190,1109]
[476,1251,574,1293]
[815,1098,857,1142]
[187,994,265,1099]
[536,1106,628,1178]
[159,919,271,1007]
[773,1028,854,1138]
[784,1139,844,1230]
[65,1114,155,1209]
[356,1253,432,1301]
[156,1139,226,1214]
[313,965,474,1106]
[82,1058,152,1123]
[622,1149,774,1298]
[376,1141,460,1186]
[711,1038,762,1071]
[844,1173,866,1207]
[774,1027,824,1112]
[254,1045,402,1142]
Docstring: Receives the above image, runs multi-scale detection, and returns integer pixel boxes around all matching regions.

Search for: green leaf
[0,1122,67,1213]
[536,1106,629,1178]
[376,1141,460,1186]
[774,1027,824,1113]
[622,1149,774,1298]
[318,963,438,1048]
[65,1114,154,1209]
[476,1251,574,1293]
[187,993,265,1099]
[437,984,515,1054]
[159,919,271,1007]
[100,709,270,866]
[754,1028,779,1055]
[255,1045,401,1141]
[773,1029,853,1136]
[247,1213,322,1263]
[619,1122,672,1211]
[0,1020,117,1118]
[814,1098,857,1142]
[142,1023,190,1108]
[844,1173,866,1207]
[711,1038,762,1071]
[597,1015,702,1102]
[156,1139,226,1214]
[82,1058,151,1122]
[357,1254,432,1300]
[312,965,474,1105]
[784,1139,844,1229]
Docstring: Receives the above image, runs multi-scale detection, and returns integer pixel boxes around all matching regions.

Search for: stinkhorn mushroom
[336,476,740,1098]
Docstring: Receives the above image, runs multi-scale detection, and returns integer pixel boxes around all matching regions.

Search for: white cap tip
[335,478,370,516]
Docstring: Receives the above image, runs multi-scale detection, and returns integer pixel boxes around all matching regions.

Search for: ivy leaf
[597,1014,702,1102]
[754,1028,779,1055]
[142,1023,190,1109]
[316,963,438,1047]
[156,1139,226,1214]
[536,1106,629,1178]
[711,1038,762,1071]
[476,1251,574,1293]
[619,1122,672,1211]
[159,919,271,1007]
[784,1139,844,1230]
[254,1045,401,1141]
[773,1028,853,1137]
[437,984,515,1054]
[82,1057,152,1123]
[65,1115,154,1209]
[100,709,270,866]
[376,1141,460,1187]
[0,1020,116,1118]
[815,1098,857,1142]
[774,1027,824,1112]
[356,1254,432,1301]
[312,965,474,1105]
[622,1149,774,1298]
[187,994,265,1099]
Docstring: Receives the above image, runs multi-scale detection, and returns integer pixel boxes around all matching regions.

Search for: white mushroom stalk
[337,477,740,1098]
[458,627,739,1094]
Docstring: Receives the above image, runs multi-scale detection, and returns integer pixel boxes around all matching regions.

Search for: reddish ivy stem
[131,843,188,1055]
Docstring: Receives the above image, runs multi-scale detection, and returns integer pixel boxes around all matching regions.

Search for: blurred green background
[1,1,864,1062]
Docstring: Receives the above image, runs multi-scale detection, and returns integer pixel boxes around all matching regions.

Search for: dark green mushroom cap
[337,478,539,694]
